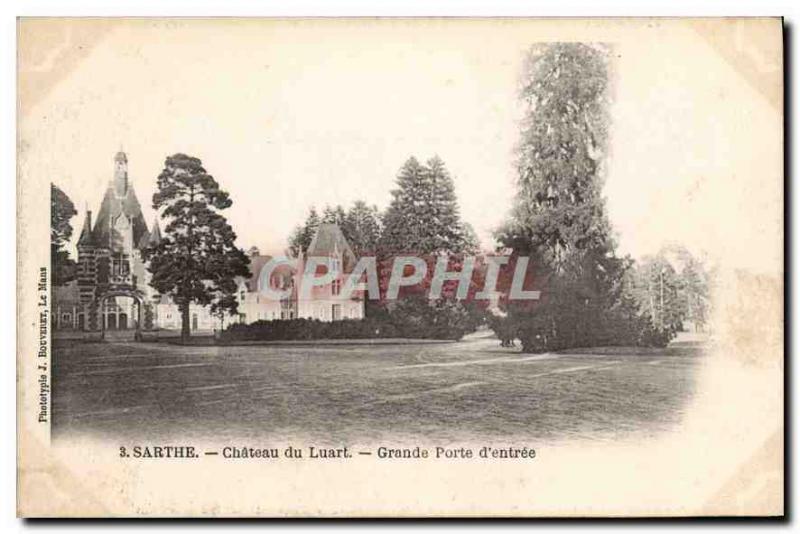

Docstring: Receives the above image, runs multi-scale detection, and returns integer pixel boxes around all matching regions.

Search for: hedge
[221,299,484,342]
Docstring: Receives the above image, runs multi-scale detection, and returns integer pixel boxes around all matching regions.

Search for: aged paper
[17,17,783,517]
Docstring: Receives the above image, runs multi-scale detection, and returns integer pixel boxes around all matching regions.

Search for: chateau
[235,224,364,325]
[53,152,364,335]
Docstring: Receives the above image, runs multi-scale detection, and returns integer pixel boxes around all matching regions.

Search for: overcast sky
[20,19,781,275]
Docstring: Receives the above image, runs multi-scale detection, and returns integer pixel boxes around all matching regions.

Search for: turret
[77,210,93,247]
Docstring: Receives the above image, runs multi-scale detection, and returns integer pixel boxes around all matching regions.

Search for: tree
[377,156,485,335]
[674,247,711,332]
[494,43,642,352]
[288,206,321,257]
[630,255,683,334]
[461,222,480,256]
[321,204,347,227]
[506,42,611,269]
[343,200,382,256]
[142,154,250,342]
[207,246,248,331]
[51,184,77,286]
[210,291,240,331]
[628,246,712,335]
[143,303,154,330]
[381,156,477,255]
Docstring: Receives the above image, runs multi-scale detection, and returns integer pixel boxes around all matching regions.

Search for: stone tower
[71,151,160,331]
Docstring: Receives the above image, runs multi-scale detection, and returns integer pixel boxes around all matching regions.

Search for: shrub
[490,293,677,353]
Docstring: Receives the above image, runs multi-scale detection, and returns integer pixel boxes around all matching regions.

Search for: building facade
[235,224,365,324]
[54,152,364,334]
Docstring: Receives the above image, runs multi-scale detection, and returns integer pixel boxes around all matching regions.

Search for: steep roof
[91,183,149,249]
[239,254,297,293]
[77,210,93,247]
[306,223,357,271]
[137,218,162,249]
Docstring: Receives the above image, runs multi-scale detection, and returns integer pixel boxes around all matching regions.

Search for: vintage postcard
[17,17,783,517]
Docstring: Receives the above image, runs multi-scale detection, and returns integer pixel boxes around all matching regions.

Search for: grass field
[52,331,703,445]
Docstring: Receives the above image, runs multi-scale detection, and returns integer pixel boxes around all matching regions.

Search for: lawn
[51,332,702,445]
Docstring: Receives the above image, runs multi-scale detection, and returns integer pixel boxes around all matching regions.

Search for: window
[332,279,341,296]
[111,254,129,277]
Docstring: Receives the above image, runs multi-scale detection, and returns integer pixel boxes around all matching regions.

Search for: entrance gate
[95,289,145,341]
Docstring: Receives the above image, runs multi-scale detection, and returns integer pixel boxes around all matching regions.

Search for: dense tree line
[287,155,483,337]
[289,201,383,258]
[289,156,478,259]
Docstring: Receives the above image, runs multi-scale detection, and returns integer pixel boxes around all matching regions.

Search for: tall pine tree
[505,43,612,268]
[143,154,250,341]
[496,43,641,352]
[321,205,347,227]
[381,156,476,255]
[377,156,483,336]
[343,200,382,256]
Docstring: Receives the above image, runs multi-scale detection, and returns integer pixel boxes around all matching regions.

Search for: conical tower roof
[77,210,94,247]
[306,223,357,271]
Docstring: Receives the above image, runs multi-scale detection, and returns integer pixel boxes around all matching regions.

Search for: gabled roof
[91,183,149,249]
[306,223,357,271]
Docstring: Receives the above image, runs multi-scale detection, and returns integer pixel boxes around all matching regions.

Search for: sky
[19,18,782,275]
